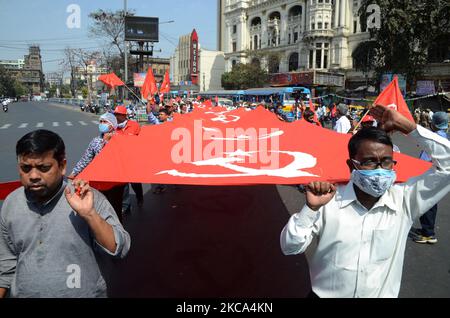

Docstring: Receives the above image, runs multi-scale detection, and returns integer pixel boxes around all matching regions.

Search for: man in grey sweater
[0,130,131,298]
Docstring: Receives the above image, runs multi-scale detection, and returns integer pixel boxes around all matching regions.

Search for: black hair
[16,130,66,165]
[303,109,315,119]
[159,108,171,116]
[348,127,393,159]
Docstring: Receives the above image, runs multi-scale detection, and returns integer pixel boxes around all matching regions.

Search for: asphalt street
[0,101,449,298]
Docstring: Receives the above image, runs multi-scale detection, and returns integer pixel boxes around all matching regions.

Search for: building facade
[171,29,226,92]
[218,0,371,88]
[0,59,25,70]
[3,46,45,95]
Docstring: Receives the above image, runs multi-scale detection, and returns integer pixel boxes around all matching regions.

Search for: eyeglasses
[352,158,397,170]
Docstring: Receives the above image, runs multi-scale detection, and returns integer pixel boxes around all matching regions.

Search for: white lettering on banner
[204,111,240,123]
[165,120,318,176]
[159,150,318,179]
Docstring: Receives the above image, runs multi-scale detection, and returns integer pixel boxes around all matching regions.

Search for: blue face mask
[99,123,111,134]
[351,168,397,198]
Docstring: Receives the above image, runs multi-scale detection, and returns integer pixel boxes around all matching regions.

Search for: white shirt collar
[339,181,397,213]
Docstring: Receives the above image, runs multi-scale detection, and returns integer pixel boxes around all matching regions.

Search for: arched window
[251,17,262,26]
[289,53,299,71]
[268,55,280,73]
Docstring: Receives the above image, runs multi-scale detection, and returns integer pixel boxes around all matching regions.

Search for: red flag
[308,98,321,126]
[374,76,414,122]
[141,67,158,100]
[98,73,125,88]
[160,70,170,94]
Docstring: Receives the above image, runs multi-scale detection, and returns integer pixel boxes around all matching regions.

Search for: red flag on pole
[374,76,414,122]
[98,73,125,88]
[160,70,170,94]
[308,98,321,126]
[141,67,158,100]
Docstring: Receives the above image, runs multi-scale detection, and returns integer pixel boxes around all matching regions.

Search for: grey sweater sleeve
[0,200,17,289]
[91,189,131,259]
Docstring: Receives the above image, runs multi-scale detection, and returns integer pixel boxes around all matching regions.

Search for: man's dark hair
[348,127,393,158]
[159,108,171,116]
[16,130,66,165]
[303,109,315,119]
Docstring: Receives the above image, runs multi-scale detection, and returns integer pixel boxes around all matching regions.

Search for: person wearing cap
[114,105,141,136]
[361,115,376,129]
[113,105,144,214]
[334,103,351,134]
[69,113,126,221]
[410,111,449,244]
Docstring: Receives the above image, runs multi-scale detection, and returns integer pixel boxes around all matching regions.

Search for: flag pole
[352,108,371,132]
[122,84,147,106]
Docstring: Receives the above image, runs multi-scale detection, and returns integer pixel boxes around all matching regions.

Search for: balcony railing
[303,29,334,38]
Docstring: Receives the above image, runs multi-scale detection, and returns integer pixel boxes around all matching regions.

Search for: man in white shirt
[280,105,450,298]
[334,104,351,134]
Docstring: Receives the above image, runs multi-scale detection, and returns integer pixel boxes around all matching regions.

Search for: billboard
[133,73,146,87]
[125,16,159,42]
[416,80,436,96]
[381,73,407,96]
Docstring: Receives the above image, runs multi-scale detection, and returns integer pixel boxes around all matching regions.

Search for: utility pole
[124,0,128,99]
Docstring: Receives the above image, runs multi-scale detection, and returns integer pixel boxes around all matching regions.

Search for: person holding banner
[69,113,126,222]
[114,106,144,214]
[0,130,130,298]
[281,105,450,298]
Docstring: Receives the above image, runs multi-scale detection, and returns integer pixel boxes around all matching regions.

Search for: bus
[243,87,311,108]
[194,90,245,103]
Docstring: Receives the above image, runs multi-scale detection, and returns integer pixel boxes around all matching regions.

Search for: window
[316,48,322,69]
[233,25,237,34]
[309,50,314,68]
[232,42,237,52]
[288,34,291,45]
[354,20,357,33]
[325,22,329,29]
[311,23,315,30]
[294,32,298,43]
[318,22,323,29]
[254,35,258,49]
[232,60,237,67]
[289,53,299,71]
[361,22,367,32]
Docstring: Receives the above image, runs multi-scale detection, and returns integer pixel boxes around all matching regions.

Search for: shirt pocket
[370,227,397,263]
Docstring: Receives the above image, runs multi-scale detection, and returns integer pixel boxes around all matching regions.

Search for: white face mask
[118,121,127,129]
[351,168,397,197]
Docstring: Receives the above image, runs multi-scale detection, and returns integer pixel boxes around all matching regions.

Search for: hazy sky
[0,0,218,75]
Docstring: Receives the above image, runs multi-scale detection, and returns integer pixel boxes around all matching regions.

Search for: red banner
[72,107,431,186]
